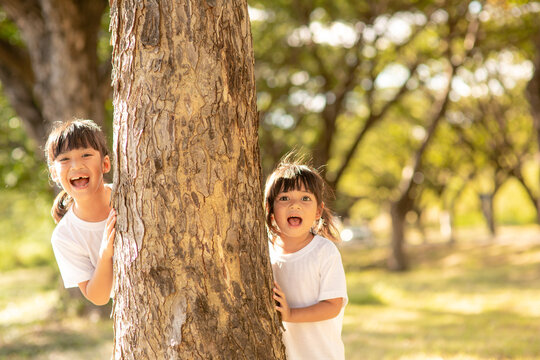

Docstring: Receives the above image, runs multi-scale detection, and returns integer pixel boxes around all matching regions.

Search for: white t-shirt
[51,206,108,288]
[269,235,348,360]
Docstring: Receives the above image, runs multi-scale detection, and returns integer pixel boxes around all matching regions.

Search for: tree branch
[329,59,420,188]
[0,38,33,86]
[0,0,45,43]
[0,62,45,145]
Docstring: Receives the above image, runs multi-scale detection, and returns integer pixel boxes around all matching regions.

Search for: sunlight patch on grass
[341,229,540,359]
[0,291,58,325]
[397,354,480,360]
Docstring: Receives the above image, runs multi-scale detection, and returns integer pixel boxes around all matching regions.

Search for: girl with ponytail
[264,153,348,360]
[46,119,116,305]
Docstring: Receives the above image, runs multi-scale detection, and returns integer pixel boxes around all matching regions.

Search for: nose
[289,199,301,209]
[70,157,84,169]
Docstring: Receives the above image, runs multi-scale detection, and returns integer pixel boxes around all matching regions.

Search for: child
[264,155,348,360]
[46,119,116,306]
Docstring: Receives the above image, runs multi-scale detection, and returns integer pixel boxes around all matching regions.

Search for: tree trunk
[389,199,409,271]
[526,29,540,224]
[479,193,496,237]
[0,0,109,149]
[110,1,286,358]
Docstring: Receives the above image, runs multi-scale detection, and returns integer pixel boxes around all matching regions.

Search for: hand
[273,281,291,321]
[102,209,116,259]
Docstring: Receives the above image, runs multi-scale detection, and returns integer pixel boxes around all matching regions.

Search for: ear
[316,202,325,219]
[102,155,111,174]
[49,165,59,184]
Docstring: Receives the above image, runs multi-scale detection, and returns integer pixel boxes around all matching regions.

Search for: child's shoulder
[313,234,338,247]
[312,235,341,255]
[51,210,74,244]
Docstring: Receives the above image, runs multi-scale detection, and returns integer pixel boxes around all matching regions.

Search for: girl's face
[50,147,110,201]
[272,185,323,243]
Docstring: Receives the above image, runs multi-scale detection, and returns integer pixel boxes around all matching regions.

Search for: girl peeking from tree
[46,119,116,306]
[264,154,348,360]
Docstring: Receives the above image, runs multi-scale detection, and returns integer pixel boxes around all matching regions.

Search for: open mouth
[287,216,302,226]
[70,176,89,188]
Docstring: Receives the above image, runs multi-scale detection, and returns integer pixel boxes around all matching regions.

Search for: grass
[342,226,540,359]
[1,226,539,359]
[0,266,113,360]
[0,190,56,271]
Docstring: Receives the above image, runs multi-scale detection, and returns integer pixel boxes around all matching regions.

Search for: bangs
[46,120,108,163]
[269,165,322,203]
[51,129,100,159]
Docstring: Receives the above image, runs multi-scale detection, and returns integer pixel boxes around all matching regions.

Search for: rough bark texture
[0,0,109,148]
[110,1,286,358]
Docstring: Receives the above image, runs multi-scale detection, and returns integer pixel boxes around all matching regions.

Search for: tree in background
[526,28,540,224]
[0,0,539,274]
[0,0,110,149]
[250,0,539,270]
[110,0,285,358]
[251,0,435,180]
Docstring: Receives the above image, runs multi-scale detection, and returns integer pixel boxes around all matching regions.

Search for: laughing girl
[46,119,116,305]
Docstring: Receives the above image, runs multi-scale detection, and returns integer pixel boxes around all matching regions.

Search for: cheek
[273,207,286,220]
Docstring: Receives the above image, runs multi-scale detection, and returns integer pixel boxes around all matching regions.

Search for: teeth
[71,176,89,181]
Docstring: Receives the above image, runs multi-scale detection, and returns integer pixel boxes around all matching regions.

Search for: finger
[274,282,284,295]
[273,287,282,297]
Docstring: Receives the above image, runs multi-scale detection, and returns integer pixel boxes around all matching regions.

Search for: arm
[273,281,343,323]
[78,210,116,305]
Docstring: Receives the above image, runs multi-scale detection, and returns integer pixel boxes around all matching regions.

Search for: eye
[82,153,93,158]
[302,196,312,201]
[278,195,289,201]
[57,156,69,162]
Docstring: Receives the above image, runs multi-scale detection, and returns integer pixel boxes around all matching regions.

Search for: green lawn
[1,227,539,359]
[342,227,540,359]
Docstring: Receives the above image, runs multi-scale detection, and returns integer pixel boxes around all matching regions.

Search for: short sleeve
[318,245,348,307]
[51,229,94,288]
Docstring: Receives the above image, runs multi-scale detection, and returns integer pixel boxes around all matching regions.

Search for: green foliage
[0,11,22,46]
[495,179,537,224]
[249,0,539,229]
[0,89,49,192]
[0,190,55,270]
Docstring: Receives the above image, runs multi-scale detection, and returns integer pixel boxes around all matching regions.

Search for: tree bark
[0,0,109,148]
[110,1,285,358]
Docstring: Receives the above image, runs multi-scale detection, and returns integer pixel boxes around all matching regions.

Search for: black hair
[45,119,109,223]
[264,153,340,243]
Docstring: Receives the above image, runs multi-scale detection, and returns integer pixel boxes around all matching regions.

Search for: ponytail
[312,206,341,243]
[51,190,73,224]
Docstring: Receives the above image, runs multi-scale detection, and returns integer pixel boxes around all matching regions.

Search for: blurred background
[0,0,539,359]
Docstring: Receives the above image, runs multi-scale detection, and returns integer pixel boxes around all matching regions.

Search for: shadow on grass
[0,320,112,359]
[344,306,540,360]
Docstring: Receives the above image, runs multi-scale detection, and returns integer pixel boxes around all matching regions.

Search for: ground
[1,226,539,359]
